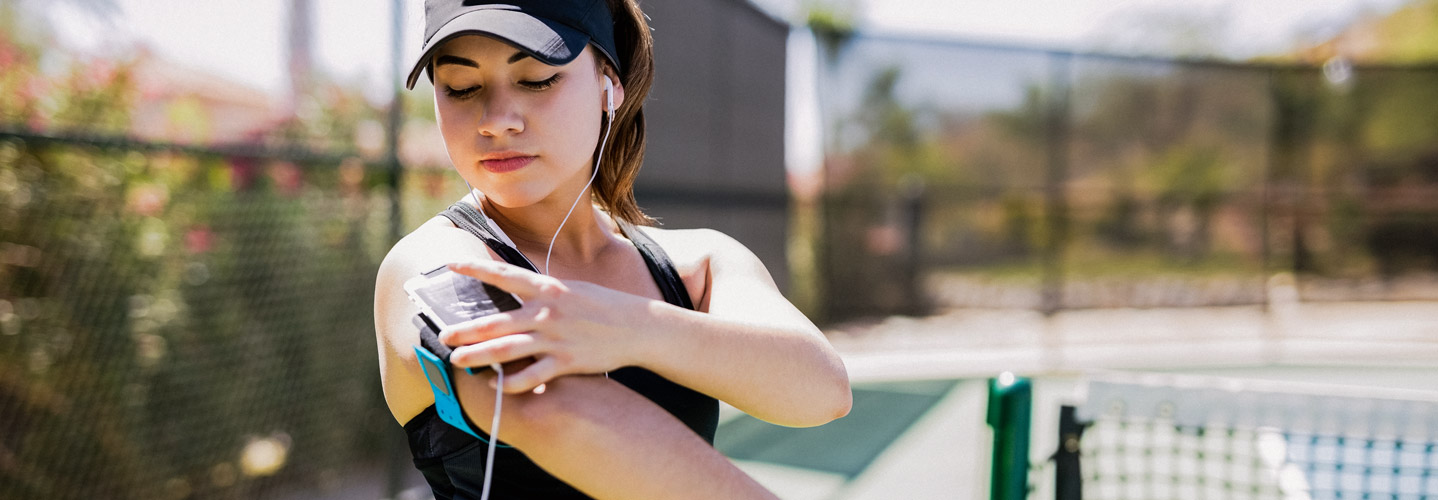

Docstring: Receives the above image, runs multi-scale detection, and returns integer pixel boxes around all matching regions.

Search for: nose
[476,91,524,137]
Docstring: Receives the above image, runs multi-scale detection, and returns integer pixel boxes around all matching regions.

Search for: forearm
[634,302,852,427]
[453,372,775,500]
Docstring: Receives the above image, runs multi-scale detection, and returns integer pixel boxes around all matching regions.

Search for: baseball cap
[406,0,621,90]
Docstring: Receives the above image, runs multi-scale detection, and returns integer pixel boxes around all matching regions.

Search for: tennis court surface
[724,302,1438,500]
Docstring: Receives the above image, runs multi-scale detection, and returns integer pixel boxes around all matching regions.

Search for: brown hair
[591,0,656,226]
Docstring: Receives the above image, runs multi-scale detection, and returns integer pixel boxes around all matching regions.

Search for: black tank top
[403,202,719,500]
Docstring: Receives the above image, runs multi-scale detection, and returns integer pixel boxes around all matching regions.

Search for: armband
[412,313,509,446]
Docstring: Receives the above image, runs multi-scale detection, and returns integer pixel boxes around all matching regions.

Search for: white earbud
[603,76,615,115]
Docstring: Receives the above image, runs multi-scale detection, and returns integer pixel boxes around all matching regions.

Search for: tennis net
[1052,373,1438,500]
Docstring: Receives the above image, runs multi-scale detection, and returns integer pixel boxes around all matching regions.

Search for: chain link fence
[812,34,1438,322]
[0,127,484,498]
[7,13,1438,500]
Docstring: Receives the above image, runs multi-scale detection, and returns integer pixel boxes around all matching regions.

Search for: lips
[479,153,535,174]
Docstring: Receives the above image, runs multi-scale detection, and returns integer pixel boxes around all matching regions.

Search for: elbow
[828,339,853,422]
[824,355,853,423]
[785,372,852,428]
[819,378,853,424]
[782,387,851,428]
[832,385,853,421]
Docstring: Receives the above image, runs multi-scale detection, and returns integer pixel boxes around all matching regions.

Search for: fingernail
[488,378,498,389]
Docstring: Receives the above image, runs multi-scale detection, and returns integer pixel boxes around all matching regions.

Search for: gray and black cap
[406,0,621,90]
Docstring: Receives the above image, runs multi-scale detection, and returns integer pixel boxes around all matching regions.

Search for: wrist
[621,297,679,370]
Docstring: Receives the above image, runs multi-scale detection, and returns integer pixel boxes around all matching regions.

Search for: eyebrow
[434,51,532,68]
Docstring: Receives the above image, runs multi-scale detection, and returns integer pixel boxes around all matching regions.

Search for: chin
[476,183,552,210]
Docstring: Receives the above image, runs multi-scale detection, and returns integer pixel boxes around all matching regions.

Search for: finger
[446,260,548,300]
[500,356,560,394]
[440,310,537,346]
[450,334,545,369]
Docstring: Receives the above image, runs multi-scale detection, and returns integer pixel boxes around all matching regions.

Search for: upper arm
[373,218,501,424]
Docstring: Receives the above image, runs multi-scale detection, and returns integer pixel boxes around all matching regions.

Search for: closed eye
[445,85,480,99]
[519,74,561,91]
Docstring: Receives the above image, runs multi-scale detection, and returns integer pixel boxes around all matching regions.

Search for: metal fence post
[988,374,1033,500]
[384,0,407,498]
[1040,52,1072,316]
[902,178,926,315]
[1054,405,1084,500]
[386,0,405,246]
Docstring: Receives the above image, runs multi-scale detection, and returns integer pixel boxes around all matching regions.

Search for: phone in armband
[405,264,524,331]
[403,265,522,441]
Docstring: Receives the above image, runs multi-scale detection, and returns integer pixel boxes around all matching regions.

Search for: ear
[601,70,626,115]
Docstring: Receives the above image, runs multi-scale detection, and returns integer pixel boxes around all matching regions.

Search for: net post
[1054,405,1083,500]
[988,374,1034,500]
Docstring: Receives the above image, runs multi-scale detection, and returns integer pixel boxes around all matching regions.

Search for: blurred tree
[1356,0,1438,62]
[822,64,950,318]
[803,0,856,66]
[1,3,392,498]
[1149,144,1233,262]
[0,8,153,497]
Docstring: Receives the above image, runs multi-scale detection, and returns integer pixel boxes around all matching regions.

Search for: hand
[439,260,649,394]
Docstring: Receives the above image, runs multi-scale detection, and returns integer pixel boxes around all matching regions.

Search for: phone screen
[407,266,523,329]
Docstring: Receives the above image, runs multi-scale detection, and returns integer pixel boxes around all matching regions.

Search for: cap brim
[406,8,591,90]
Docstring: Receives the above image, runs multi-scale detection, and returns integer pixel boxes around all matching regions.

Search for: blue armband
[412,314,510,447]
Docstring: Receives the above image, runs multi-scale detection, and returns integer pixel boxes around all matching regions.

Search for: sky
[42,0,400,103]
[39,0,1415,100]
[32,0,1418,174]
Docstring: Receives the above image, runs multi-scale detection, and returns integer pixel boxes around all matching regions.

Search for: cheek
[537,92,602,156]
[435,101,466,132]
[435,104,477,156]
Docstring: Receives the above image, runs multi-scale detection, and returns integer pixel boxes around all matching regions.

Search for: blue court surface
[715,378,989,500]
[717,380,958,478]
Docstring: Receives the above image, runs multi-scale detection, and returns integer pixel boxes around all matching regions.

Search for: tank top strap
[439,202,540,273]
[441,201,692,311]
[615,220,696,311]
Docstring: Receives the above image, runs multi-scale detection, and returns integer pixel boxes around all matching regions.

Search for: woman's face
[432,35,611,210]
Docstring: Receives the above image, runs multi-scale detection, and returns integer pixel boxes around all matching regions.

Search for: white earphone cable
[477,80,615,500]
[544,106,613,275]
[478,366,503,500]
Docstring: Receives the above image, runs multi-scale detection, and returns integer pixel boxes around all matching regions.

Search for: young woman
[373,1,851,498]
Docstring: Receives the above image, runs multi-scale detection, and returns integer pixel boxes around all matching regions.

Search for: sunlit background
[3,0,1437,498]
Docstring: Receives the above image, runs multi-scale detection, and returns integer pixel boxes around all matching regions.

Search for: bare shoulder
[377,217,506,306]
[635,226,760,270]
[380,216,498,280]
[374,216,500,424]
[633,226,778,312]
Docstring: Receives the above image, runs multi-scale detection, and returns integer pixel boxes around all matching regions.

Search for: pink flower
[185,225,213,254]
[0,45,17,68]
[126,184,169,217]
[268,162,303,195]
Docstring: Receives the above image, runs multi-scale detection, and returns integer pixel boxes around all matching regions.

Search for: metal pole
[1262,69,1276,313]
[902,177,925,315]
[387,0,405,246]
[1054,405,1084,500]
[988,374,1033,500]
[1040,53,1072,316]
[383,0,407,498]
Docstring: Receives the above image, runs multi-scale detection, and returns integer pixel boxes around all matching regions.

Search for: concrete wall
[637,0,791,291]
